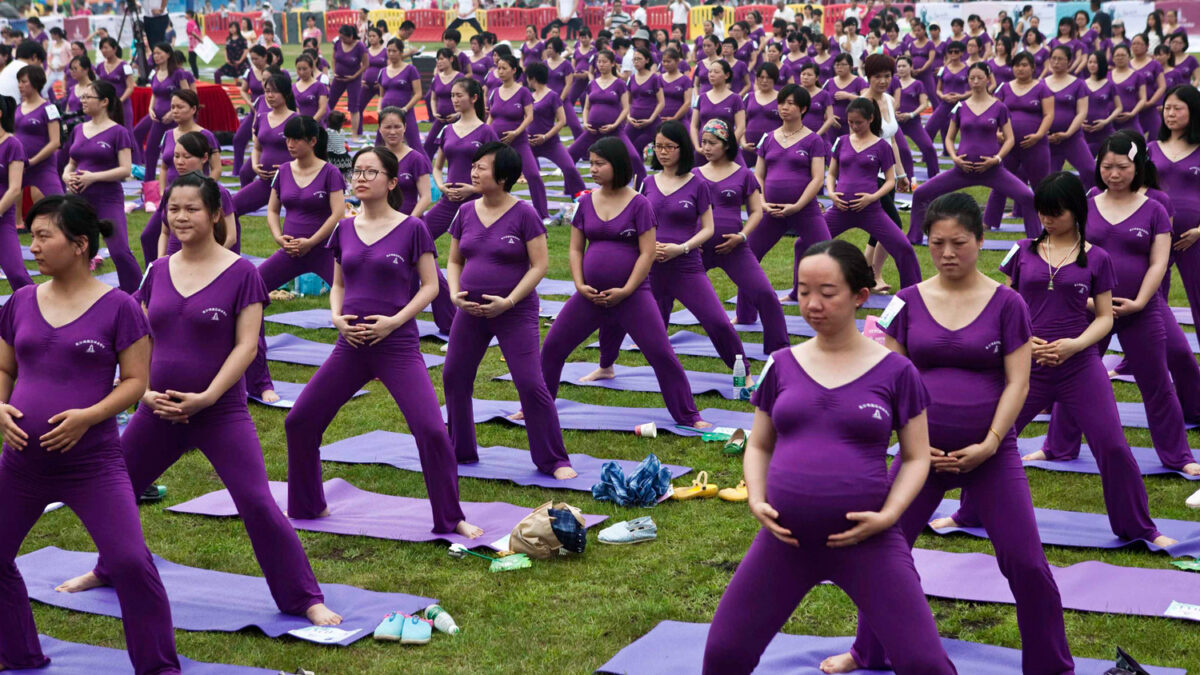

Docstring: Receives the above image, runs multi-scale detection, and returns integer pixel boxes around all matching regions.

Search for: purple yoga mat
[505,362,745,400]
[319,429,692,492]
[248,380,367,409]
[729,290,896,310]
[168,477,609,550]
[264,333,446,369]
[667,309,862,338]
[1102,354,1136,384]
[594,620,1184,675]
[451,398,755,435]
[1111,330,1200,355]
[930,498,1200,558]
[589,329,774,362]
[1031,401,1200,431]
[16,546,433,646]
[263,311,498,347]
[22,246,109,263]
[911,237,1019,251]
[913,547,1200,621]
[36,634,275,674]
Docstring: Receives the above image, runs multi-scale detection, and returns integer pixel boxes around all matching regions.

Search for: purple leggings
[952,351,1161,541]
[141,209,164,266]
[702,242,791,355]
[0,209,32,290]
[566,77,588,106]
[444,295,572,474]
[1138,105,1161,141]
[507,135,549,218]
[425,195,473,241]
[0,455,180,674]
[596,251,745,369]
[899,117,940,181]
[852,438,1074,675]
[233,112,253,175]
[1040,297,1198,469]
[827,201,922,288]
[285,335,467,531]
[87,189,142,293]
[541,288,702,425]
[924,100,954,144]
[328,76,364,115]
[983,138,1050,233]
[134,115,175,183]
[563,100,584,137]
[705,527,955,675]
[355,82,379,135]
[910,165,1041,245]
[1171,204,1200,334]
[22,157,63,199]
[568,127,647,189]
[1048,133,1096,190]
[423,119,448,160]
[121,99,142,165]
[95,405,325,616]
[232,176,273,217]
[736,202,831,324]
[628,119,661,159]
[531,140,586,197]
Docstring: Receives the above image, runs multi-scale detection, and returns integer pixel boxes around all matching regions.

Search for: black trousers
[447,16,484,34]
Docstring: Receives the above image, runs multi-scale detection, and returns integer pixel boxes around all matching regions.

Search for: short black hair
[588,136,633,188]
[800,239,875,294]
[1031,172,1089,267]
[25,194,113,258]
[15,39,45,63]
[472,141,523,191]
[649,120,694,175]
[923,191,983,239]
[1161,85,1200,144]
[1094,132,1145,191]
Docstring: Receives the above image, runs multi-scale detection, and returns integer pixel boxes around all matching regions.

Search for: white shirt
[621,48,634,75]
[669,0,689,25]
[557,0,576,22]
[0,60,27,99]
[713,21,725,40]
[458,0,476,19]
[841,35,867,66]
[774,6,794,24]
[633,7,646,25]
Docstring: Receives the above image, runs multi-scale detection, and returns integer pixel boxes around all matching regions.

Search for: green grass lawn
[22,41,1200,673]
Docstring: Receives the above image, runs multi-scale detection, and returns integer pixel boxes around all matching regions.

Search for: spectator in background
[632,0,647,27]
[773,1,794,26]
[303,16,323,43]
[214,22,246,84]
[607,0,630,31]
[1091,0,1112,39]
[47,27,71,97]
[447,0,484,35]
[670,0,690,35]
[185,11,202,79]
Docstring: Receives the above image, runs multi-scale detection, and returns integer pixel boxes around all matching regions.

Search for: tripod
[118,0,152,85]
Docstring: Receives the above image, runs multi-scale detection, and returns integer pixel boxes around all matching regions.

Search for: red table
[131,82,239,133]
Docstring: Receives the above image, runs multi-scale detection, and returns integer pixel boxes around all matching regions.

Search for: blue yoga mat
[728,289,896,310]
[1030,402,1200,431]
[451,398,754,435]
[1110,330,1200,355]
[515,362,743,400]
[36,634,274,674]
[264,333,446,369]
[264,311,496,347]
[319,429,692,492]
[589,329,773,362]
[248,380,367,409]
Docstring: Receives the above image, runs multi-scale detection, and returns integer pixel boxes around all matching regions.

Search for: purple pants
[563,101,584,137]
[409,264,457,334]
[1138,106,1161,141]
[0,209,33,290]
[425,195,474,241]
[982,138,1050,233]
[827,201,922,288]
[328,76,364,115]
[701,242,791,355]
[233,176,273,217]
[924,100,954,145]
[373,108,425,158]
[233,112,253,175]
[1041,297,1198,469]
[141,209,163,266]
[952,351,1160,541]
[121,98,142,165]
[567,126,646,189]
[596,251,745,369]
[910,166,1041,245]
[423,119,449,160]
[853,437,1074,675]
[628,119,661,160]
[507,135,549,218]
[134,115,175,183]
[444,295,572,474]
[541,288,702,425]
[736,203,831,324]
[96,405,325,616]
[566,78,588,106]
[355,82,379,134]
[899,117,940,181]
[89,189,142,293]
[531,140,587,197]
[285,335,467,532]
[23,156,63,199]
[1048,133,1096,190]
[705,527,955,675]
[0,456,180,674]
[1170,203,1200,335]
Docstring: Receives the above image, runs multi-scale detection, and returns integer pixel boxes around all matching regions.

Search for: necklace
[780,125,804,140]
[1041,236,1080,290]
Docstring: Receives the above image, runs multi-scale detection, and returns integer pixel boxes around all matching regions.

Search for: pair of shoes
[722,429,748,455]
[137,485,167,503]
[373,612,433,644]
[718,481,748,502]
[670,471,718,500]
[598,516,657,544]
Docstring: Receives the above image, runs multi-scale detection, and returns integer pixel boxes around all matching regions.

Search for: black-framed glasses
[352,168,381,180]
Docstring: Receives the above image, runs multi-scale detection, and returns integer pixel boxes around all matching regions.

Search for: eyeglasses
[653,143,679,152]
[352,168,381,180]
[78,94,98,100]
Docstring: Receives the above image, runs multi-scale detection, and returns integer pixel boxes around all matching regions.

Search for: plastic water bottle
[423,604,460,635]
[732,355,747,399]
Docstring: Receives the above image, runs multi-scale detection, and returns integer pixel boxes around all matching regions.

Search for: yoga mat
[264,333,446,369]
[1111,330,1200,355]
[594,620,1185,675]
[1030,401,1200,431]
[22,246,109,262]
[540,296,843,338]
[16,546,433,646]
[729,290,896,310]
[514,362,745,400]
[319,429,692,492]
[912,547,1200,621]
[1172,305,1193,326]
[929,498,1200,558]
[453,398,754,435]
[590,329,774,362]
[263,312,498,347]
[248,380,367,409]
[35,634,276,674]
[170,478,607,550]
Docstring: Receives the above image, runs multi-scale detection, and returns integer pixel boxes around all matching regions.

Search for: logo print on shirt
[858,403,890,420]
[400,173,413,181]
[1075,283,1089,295]
[27,119,41,125]
[75,339,105,353]
[471,141,483,148]
[720,189,737,199]
[201,307,228,321]
[619,228,637,237]
[986,340,1001,354]
[1190,167,1200,176]
[501,234,521,245]
[678,199,694,209]
[97,141,111,150]
[386,253,405,264]
[1130,227,1149,238]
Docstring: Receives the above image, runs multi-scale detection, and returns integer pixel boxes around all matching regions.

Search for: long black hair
[89,80,123,125]
[283,115,328,161]
[845,96,882,136]
[352,146,404,211]
[1031,171,1089,267]
[453,78,486,120]
[25,194,113,258]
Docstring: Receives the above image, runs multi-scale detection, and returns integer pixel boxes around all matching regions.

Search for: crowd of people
[0,3,1196,672]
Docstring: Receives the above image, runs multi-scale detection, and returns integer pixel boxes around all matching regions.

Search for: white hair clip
[1128,144,1138,161]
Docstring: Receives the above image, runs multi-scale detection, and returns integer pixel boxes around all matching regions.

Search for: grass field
[18,42,1200,674]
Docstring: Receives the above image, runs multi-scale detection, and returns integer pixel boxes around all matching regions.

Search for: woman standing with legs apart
[0,196,181,675]
[568,50,647,189]
[57,174,344,629]
[328,26,369,137]
[422,49,464,161]
[135,43,192,184]
[285,149,483,538]
[822,193,1074,675]
[824,98,922,289]
[426,79,499,241]
[540,138,710,429]
[94,37,139,164]
[981,52,1052,231]
[0,97,34,290]
[62,80,141,294]
[375,39,424,154]
[587,121,746,382]
[907,63,1042,244]
[941,173,1175,546]
[233,73,297,216]
[486,53,549,220]
[1157,86,1200,334]
[443,143,576,479]
[157,133,239,258]
[703,240,956,675]
[526,64,587,200]
[1043,47,1096,189]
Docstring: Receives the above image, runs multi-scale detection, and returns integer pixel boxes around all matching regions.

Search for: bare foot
[819,652,859,674]
[1179,462,1200,476]
[456,520,484,539]
[870,283,892,295]
[928,516,960,530]
[507,410,525,421]
[55,572,106,593]
[578,366,615,382]
[693,420,713,429]
[306,603,343,626]
[1153,534,1178,547]
[553,466,578,480]
[1021,450,1047,461]
[1107,369,1120,379]
[258,389,281,404]
[284,508,331,519]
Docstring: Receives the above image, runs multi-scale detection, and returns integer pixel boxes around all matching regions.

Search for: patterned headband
[702,118,731,143]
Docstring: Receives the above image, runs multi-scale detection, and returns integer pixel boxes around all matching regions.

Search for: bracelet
[988,427,1002,443]
[738,232,747,242]
[507,297,515,308]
